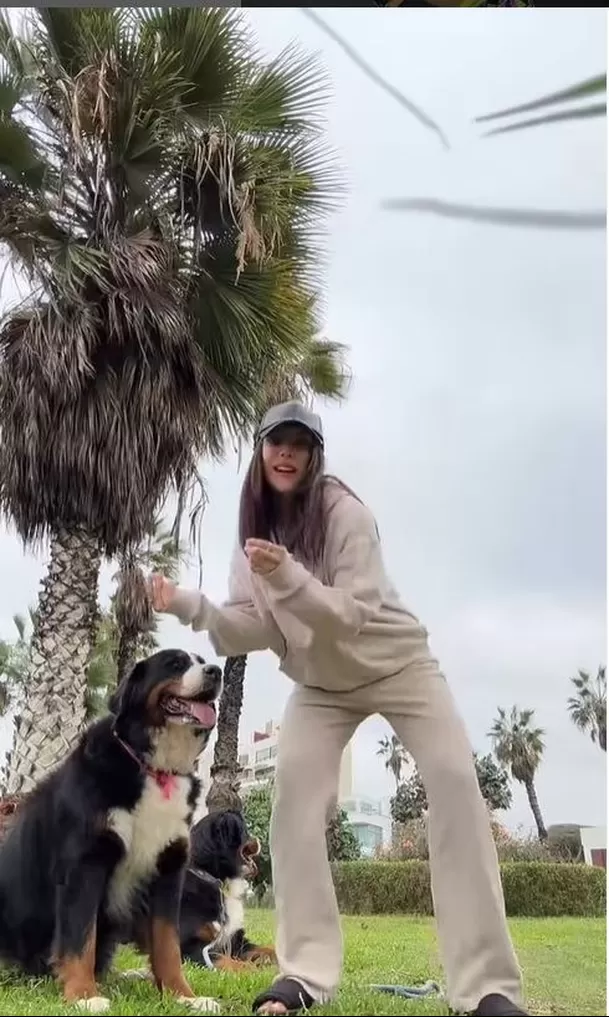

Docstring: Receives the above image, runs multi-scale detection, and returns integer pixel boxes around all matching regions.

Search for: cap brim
[258,419,323,445]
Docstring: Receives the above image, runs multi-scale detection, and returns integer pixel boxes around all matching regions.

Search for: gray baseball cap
[256,401,324,447]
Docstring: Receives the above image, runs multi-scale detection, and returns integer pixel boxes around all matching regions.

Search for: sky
[0,9,606,834]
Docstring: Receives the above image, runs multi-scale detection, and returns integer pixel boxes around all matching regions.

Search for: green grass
[0,912,605,1015]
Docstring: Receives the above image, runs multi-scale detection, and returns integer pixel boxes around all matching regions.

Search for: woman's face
[262,425,314,494]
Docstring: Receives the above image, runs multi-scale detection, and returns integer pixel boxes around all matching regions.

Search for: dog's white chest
[106,775,191,919]
[224,877,247,938]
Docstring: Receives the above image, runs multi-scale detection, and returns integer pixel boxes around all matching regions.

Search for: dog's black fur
[179,809,277,970]
[0,649,222,1011]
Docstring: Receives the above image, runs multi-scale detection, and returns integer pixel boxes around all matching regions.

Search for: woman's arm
[168,589,278,656]
[257,496,385,639]
[165,547,283,657]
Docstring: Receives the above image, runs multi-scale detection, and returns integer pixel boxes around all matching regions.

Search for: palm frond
[383,198,605,230]
[480,102,605,139]
[476,74,606,136]
[300,8,449,150]
[233,41,331,137]
[567,665,606,749]
[385,67,605,230]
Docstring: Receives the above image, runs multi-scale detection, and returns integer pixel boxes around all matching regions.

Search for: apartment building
[230,719,391,856]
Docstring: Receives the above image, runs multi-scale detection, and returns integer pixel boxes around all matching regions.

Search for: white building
[340,793,392,856]
[206,718,391,856]
[580,825,606,868]
[236,718,353,800]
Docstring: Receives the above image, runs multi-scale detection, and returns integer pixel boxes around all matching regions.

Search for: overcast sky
[0,9,605,833]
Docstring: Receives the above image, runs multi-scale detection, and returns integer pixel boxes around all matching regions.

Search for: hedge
[331,860,606,917]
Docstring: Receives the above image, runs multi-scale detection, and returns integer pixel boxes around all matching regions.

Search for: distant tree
[326,806,361,862]
[0,613,32,717]
[473,752,513,811]
[390,752,512,825]
[242,782,274,901]
[489,706,547,841]
[547,824,584,863]
[377,733,410,789]
[390,769,427,824]
[567,666,606,752]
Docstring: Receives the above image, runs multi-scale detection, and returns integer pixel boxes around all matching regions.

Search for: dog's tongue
[189,701,216,729]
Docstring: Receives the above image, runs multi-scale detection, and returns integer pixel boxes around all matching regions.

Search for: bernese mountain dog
[179,809,277,971]
[0,649,222,1014]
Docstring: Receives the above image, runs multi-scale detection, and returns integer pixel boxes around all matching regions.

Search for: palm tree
[377,733,410,788]
[0,7,346,793]
[567,666,606,753]
[206,654,248,813]
[489,706,547,841]
[111,520,190,690]
[84,518,191,718]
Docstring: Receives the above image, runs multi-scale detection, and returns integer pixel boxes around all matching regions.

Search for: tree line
[378,669,606,842]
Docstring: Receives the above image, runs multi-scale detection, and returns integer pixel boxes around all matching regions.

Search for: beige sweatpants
[269,661,523,1013]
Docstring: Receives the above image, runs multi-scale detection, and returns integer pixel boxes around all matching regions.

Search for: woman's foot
[471,994,528,1016]
[252,977,315,1015]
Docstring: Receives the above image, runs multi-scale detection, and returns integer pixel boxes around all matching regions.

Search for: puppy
[180,809,277,971]
[0,649,222,1013]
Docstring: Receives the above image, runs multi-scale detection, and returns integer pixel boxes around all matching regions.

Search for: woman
[149,400,528,1017]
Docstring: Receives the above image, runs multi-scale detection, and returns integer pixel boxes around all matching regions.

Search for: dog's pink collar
[153,771,178,799]
[113,732,178,799]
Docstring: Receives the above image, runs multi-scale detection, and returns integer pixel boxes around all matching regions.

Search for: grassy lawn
[0,912,604,1015]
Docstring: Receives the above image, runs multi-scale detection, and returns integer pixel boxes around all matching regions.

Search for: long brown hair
[238,442,362,565]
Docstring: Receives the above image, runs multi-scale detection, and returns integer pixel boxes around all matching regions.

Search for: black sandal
[470,995,529,1016]
[252,977,315,1014]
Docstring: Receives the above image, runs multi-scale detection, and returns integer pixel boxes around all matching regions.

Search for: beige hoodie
[168,481,432,692]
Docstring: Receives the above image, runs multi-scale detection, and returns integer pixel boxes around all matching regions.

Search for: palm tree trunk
[524,777,547,841]
[599,723,606,752]
[205,654,247,813]
[115,630,139,687]
[6,526,101,794]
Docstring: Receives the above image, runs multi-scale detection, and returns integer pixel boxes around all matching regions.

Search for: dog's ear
[218,810,246,850]
[107,658,149,716]
[107,682,125,716]
[242,837,261,859]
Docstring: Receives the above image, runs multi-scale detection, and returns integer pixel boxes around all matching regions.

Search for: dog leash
[201,945,216,971]
[112,730,178,799]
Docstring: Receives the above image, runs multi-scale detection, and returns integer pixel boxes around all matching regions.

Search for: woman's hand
[148,572,178,612]
[245,539,287,575]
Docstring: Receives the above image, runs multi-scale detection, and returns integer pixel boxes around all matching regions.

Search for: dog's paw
[121,968,153,981]
[74,997,111,1013]
[177,996,221,1013]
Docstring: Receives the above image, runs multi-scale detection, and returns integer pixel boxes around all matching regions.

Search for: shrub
[378,818,429,861]
[331,859,605,917]
[383,819,566,865]
[326,806,361,862]
[333,860,433,915]
[242,783,273,901]
[546,824,584,862]
[491,820,553,862]
[499,861,602,916]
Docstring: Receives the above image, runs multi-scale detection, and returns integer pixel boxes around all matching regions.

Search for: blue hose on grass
[202,943,442,1002]
[370,980,442,999]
